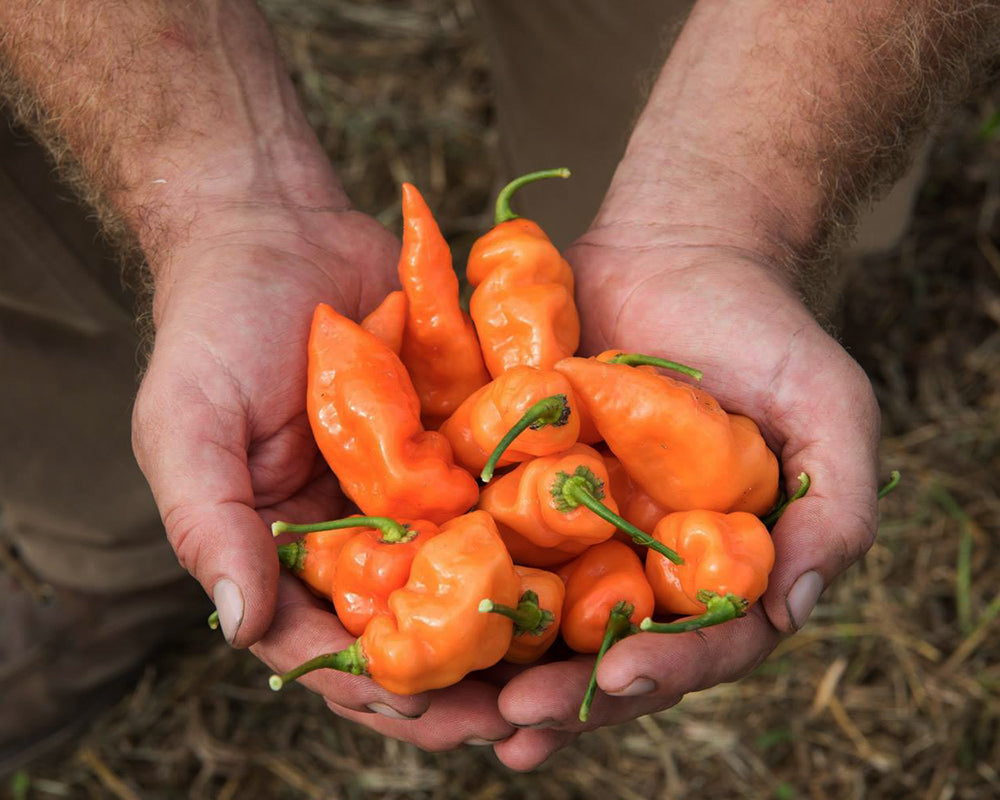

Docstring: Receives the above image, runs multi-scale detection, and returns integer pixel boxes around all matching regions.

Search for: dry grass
[6,1,1000,798]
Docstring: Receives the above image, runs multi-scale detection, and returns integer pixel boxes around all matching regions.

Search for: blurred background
[6,1,1000,797]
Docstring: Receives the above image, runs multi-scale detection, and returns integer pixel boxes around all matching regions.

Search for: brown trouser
[0,2,921,594]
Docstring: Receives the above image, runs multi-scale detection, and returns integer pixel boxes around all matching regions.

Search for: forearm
[0,1,343,272]
[598,0,999,296]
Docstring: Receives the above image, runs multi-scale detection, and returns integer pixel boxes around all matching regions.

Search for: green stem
[480,394,571,483]
[207,610,219,631]
[479,590,554,636]
[579,601,634,722]
[552,467,683,564]
[639,591,748,633]
[268,640,368,691]
[877,470,901,499]
[277,541,306,572]
[762,472,811,529]
[271,516,412,544]
[494,168,571,225]
[606,352,703,382]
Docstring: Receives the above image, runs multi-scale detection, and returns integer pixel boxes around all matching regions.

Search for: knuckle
[162,504,204,577]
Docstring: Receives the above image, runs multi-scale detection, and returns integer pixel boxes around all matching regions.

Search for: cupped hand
[493,223,881,769]
[131,204,515,746]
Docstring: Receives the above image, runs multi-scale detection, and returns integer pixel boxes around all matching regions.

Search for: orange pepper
[273,524,360,599]
[360,290,407,355]
[644,510,776,616]
[604,453,670,535]
[439,366,580,479]
[480,565,565,664]
[397,184,490,426]
[478,443,682,565]
[466,169,580,377]
[269,511,520,695]
[559,540,655,721]
[272,516,438,637]
[307,303,478,525]
[554,354,779,516]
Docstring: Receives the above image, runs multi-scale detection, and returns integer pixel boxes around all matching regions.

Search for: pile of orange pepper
[261,169,897,721]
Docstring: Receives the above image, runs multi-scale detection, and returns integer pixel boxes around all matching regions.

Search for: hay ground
[7,2,1000,798]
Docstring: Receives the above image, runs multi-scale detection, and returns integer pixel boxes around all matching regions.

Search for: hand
[492,222,880,769]
[132,202,515,747]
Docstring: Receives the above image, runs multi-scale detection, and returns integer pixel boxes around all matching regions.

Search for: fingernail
[366,702,421,720]
[787,570,824,630]
[606,676,656,697]
[465,736,508,746]
[212,579,244,644]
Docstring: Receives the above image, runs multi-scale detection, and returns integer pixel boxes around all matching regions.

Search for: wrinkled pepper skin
[333,520,439,637]
[439,366,581,474]
[307,303,479,524]
[361,290,408,355]
[554,357,779,515]
[646,510,775,615]
[362,511,520,694]
[503,566,565,665]
[478,443,615,562]
[397,184,490,425]
[466,219,579,377]
[560,540,654,653]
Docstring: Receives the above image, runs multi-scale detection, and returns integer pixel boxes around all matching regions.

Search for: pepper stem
[552,467,684,564]
[277,541,307,572]
[606,352,703,382]
[877,470,901,499]
[271,516,412,544]
[494,168,571,225]
[480,394,571,482]
[479,590,555,636]
[762,472,811,529]
[207,610,219,630]
[639,591,749,634]
[579,601,635,722]
[268,640,368,691]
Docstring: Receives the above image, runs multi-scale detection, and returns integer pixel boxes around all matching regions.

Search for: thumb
[132,369,278,649]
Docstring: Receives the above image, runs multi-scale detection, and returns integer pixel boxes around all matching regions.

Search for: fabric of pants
[0,1,926,597]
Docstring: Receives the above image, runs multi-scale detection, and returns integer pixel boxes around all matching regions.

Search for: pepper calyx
[276,541,307,572]
[550,466,605,513]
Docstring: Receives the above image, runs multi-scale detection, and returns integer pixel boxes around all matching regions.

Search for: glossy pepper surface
[269,511,520,695]
[645,510,775,615]
[560,540,654,653]
[307,303,478,525]
[467,169,580,377]
[360,290,407,355]
[273,524,361,599]
[397,183,490,425]
[605,454,670,535]
[480,566,564,664]
[555,356,779,515]
[439,366,580,477]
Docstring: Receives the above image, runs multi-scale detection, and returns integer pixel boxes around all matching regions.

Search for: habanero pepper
[554,355,779,516]
[272,515,438,638]
[360,290,408,355]
[558,540,654,721]
[478,443,682,566]
[307,303,478,525]
[644,510,776,616]
[604,453,671,541]
[397,183,491,426]
[467,169,580,378]
[479,565,564,665]
[269,511,520,695]
[439,365,580,479]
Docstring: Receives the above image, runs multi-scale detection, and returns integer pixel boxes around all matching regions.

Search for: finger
[493,728,578,771]
[324,679,516,751]
[763,359,880,632]
[133,364,277,648]
[251,574,431,719]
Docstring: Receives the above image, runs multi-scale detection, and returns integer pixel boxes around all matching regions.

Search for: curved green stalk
[494,168,571,225]
[480,394,571,483]
[479,590,554,636]
[268,640,367,691]
[606,352,703,382]
[639,591,748,634]
[762,472,811,529]
[271,516,412,544]
[877,470,901,499]
[579,601,634,722]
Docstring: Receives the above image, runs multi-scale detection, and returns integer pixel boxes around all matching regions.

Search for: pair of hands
[132,198,880,771]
